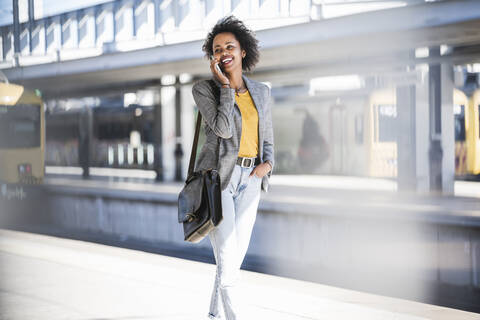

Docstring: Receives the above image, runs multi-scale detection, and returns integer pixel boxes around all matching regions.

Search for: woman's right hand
[210,57,230,86]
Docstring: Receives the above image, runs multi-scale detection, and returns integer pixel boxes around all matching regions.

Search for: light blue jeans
[207,164,262,320]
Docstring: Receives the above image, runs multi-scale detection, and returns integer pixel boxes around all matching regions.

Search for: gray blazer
[192,74,274,192]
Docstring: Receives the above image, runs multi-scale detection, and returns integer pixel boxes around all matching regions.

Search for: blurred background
[0,0,480,318]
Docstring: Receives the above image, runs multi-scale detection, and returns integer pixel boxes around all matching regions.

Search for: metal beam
[28,0,34,53]
[12,0,20,54]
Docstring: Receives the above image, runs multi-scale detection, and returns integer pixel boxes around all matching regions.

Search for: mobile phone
[211,55,223,74]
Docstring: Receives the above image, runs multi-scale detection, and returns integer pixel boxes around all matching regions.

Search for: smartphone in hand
[211,55,223,75]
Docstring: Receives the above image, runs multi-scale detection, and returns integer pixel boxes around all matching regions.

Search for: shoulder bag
[177,81,223,243]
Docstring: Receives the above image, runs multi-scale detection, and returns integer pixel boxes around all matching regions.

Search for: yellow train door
[368,88,397,178]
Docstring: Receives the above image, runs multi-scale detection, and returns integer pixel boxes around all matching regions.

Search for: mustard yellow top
[235,90,259,158]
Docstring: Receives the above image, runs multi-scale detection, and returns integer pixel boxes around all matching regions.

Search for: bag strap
[187,80,218,177]
[187,112,202,177]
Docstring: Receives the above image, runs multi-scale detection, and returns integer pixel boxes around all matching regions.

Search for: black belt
[236,156,260,168]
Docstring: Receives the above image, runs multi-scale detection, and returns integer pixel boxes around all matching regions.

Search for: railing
[0,0,428,67]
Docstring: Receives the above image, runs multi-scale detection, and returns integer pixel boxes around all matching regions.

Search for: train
[42,77,480,180]
[0,75,45,184]
[454,88,480,176]
[271,84,480,179]
[45,104,156,170]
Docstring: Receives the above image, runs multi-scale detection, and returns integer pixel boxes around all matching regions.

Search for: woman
[191,16,274,320]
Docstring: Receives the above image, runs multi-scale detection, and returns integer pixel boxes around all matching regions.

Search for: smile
[222,57,233,66]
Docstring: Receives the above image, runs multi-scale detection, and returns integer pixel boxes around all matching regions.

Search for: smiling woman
[190,15,274,320]
[202,16,259,74]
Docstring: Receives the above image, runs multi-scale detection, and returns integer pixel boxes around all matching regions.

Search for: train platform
[41,172,480,227]
[1,228,479,320]
[43,168,480,198]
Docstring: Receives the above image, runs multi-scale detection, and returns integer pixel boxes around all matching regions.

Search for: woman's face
[212,32,246,74]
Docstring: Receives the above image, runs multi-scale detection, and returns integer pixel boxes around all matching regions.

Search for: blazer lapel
[211,76,242,137]
[211,75,265,160]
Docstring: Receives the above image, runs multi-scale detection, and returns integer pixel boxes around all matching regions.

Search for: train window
[97,122,133,140]
[454,104,465,142]
[354,114,363,144]
[377,104,397,142]
[46,113,79,141]
[0,104,40,149]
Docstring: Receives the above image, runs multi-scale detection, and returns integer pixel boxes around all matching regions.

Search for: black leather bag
[178,105,223,243]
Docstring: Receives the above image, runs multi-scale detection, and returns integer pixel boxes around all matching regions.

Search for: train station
[1,0,480,319]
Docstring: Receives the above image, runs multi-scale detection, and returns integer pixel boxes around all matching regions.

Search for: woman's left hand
[250,162,272,179]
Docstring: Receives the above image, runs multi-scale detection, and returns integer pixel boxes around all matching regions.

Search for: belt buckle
[241,157,252,168]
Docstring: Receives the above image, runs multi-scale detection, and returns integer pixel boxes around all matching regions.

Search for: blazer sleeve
[262,85,274,175]
[192,81,236,139]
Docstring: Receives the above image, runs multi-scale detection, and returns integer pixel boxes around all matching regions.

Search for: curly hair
[202,16,259,72]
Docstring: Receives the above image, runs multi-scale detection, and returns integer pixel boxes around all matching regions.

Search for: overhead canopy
[3,0,480,98]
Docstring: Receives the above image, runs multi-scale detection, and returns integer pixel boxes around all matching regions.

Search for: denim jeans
[207,164,262,320]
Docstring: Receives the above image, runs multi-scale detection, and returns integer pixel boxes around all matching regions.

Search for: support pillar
[427,47,455,194]
[174,76,184,181]
[428,47,443,192]
[440,62,455,194]
[396,82,417,191]
[79,107,93,178]
[413,64,431,194]
[153,88,164,181]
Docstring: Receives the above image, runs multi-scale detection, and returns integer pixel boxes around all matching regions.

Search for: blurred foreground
[1,174,480,315]
[0,228,478,320]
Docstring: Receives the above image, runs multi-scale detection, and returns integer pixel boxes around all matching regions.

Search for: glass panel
[454,104,465,142]
[0,104,41,148]
[377,104,397,142]
[354,114,363,144]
